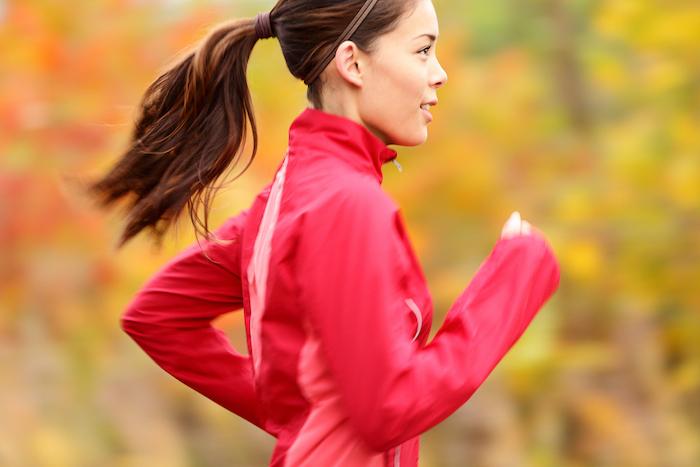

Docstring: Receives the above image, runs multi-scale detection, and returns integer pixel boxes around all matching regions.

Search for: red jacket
[121,106,561,466]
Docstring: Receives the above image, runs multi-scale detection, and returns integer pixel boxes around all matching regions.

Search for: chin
[401,133,428,147]
[413,127,429,145]
[396,133,428,147]
[388,122,429,146]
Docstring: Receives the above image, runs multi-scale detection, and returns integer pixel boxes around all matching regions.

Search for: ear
[333,40,366,87]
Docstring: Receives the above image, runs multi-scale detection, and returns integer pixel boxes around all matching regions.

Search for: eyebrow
[414,33,438,41]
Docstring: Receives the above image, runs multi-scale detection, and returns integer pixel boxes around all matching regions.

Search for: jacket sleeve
[297,186,561,452]
[120,208,272,436]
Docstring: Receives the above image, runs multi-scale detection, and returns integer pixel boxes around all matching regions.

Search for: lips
[420,100,437,122]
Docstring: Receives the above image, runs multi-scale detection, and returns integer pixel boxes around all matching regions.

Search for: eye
[419,45,432,56]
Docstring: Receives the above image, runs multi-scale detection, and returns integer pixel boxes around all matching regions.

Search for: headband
[303,0,380,86]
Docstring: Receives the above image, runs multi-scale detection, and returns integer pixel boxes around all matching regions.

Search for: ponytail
[85,16,266,249]
[85,0,414,250]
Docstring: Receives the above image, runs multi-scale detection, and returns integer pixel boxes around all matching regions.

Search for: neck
[288,107,399,184]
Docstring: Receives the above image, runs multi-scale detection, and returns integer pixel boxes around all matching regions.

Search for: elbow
[358,424,400,453]
[119,308,158,348]
[120,314,135,335]
[352,407,404,453]
[120,302,147,337]
[120,314,141,340]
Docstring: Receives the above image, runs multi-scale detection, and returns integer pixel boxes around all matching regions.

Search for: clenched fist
[501,211,532,239]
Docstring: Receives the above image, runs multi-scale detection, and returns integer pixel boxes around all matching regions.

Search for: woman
[88,0,561,465]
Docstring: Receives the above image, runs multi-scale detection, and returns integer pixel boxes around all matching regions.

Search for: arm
[298,187,560,452]
[120,209,272,435]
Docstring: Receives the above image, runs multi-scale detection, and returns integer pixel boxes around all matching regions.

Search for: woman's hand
[501,211,532,239]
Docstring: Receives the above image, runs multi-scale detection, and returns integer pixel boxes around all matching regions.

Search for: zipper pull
[392,158,403,172]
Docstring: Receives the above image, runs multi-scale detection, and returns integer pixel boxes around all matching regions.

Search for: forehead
[393,0,439,40]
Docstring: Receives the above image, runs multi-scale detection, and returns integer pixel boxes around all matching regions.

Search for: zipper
[393,444,401,467]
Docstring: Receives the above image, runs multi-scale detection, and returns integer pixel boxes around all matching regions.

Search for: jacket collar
[288,107,399,184]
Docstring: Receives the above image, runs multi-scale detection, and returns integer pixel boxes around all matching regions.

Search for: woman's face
[358,0,448,146]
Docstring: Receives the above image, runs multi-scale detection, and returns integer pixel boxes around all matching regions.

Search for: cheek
[365,62,424,121]
[360,58,429,144]
[386,64,424,107]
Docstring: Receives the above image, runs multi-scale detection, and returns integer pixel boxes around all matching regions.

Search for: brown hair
[85,0,416,249]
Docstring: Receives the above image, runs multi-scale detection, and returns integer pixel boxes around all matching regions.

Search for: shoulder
[317,174,399,220]
[206,207,250,245]
[298,175,401,246]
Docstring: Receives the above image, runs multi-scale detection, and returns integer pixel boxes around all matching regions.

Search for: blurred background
[1,0,699,465]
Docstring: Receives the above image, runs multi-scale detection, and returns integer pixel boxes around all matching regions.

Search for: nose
[432,59,448,88]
